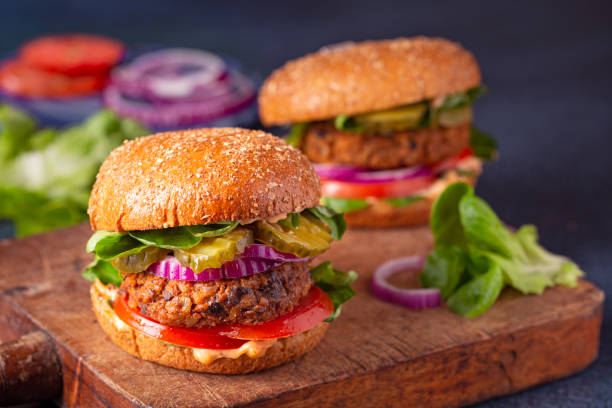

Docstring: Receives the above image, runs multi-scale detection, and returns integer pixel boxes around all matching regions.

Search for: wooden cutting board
[0,223,603,408]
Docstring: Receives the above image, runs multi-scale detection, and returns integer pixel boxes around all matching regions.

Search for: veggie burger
[83,128,355,374]
[259,37,497,227]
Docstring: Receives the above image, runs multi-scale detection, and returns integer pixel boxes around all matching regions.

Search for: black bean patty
[120,261,312,328]
[301,123,470,169]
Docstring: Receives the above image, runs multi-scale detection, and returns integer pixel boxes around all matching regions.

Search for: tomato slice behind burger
[113,286,334,349]
[0,60,107,98]
[20,34,124,75]
[321,174,436,199]
[320,149,476,200]
[428,147,474,174]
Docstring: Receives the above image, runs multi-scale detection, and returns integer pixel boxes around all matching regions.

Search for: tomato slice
[219,286,334,340]
[113,286,333,349]
[0,60,107,98]
[428,148,474,174]
[321,174,436,199]
[320,149,475,200]
[20,34,124,75]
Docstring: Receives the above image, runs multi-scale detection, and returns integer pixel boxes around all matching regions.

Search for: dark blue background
[1,1,611,406]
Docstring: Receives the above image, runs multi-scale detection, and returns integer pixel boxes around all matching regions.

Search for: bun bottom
[90,283,328,374]
[343,166,480,228]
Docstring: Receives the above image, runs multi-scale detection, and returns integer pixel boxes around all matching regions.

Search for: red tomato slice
[20,34,124,75]
[219,286,334,340]
[321,174,437,199]
[113,286,334,349]
[428,148,474,174]
[0,60,107,98]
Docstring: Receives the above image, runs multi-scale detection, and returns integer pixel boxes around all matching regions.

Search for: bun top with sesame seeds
[87,128,321,231]
[258,37,481,125]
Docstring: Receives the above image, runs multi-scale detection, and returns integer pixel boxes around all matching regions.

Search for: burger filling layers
[286,85,497,214]
[83,205,356,359]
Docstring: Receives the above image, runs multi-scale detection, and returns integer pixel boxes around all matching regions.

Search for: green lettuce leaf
[386,195,424,208]
[447,260,503,318]
[459,195,523,259]
[470,126,498,160]
[187,221,239,237]
[129,227,202,249]
[421,246,467,299]
[310,261,357,322]
[0,104,37,161]
[438,85,487,111]
[128,221,240,249]
[421,181,585,317]
[82,259,122,287]
[321,196,370,214]
[87,231,148,260]
[334,114,364,132]
[306,205,347,240]
[286,123,308,147]
[430,182,473,248]
[0,106,149,237]
[322,195,424,213]
[0,186,87,237]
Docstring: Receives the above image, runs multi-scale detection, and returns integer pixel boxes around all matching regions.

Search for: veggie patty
[120,261,313,328]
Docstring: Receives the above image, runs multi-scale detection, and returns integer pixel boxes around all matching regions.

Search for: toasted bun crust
[88,128,320,231]
[91,283,329,374]
[343,163,481,228]
[259,37,481,125]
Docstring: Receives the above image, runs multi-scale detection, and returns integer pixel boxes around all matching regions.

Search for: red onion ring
[103,69,256,128]
[313,163,433,184]
[148,245,310,282]
[370,256,441,309]
[111,48,227,101]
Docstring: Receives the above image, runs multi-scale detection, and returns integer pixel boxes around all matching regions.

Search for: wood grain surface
[0,223,604,408]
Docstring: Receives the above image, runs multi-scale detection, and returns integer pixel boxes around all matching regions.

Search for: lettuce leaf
[286,123,308,147]
[447,260,503,317]
[0,104,37,160]
[470,126,498,160]
[82,259,122,287]
[0,186,87,237]
[87,231,148,260]
[310,261,357,321]
[422,182,584,316]
[306,205,347,240]
[322,195,424,213]
[386,195,424,208]
[321,196,370,214]
[0,106,149,237]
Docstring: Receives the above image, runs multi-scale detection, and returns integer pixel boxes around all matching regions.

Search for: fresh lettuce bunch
[420,182,584,317]
[0,105,148,237]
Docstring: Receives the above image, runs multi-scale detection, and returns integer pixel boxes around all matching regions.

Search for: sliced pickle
[254,213,333,258]
[174,228,254,273]
[111,246,169,274]
[353,102,427,132]
[437,106,473,127]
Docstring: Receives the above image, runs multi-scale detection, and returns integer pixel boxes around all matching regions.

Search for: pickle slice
[174,228,254,273]
[111,246,169,274]
[437,106,473,127]
[353,102,427,132]
[254,214,333,258]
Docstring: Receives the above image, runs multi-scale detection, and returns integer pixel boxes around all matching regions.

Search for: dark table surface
[1,1,611,406]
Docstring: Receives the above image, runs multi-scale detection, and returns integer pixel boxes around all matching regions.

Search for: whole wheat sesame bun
[90,282,328,374]
[259,36,481,126]
[88,128,321,231]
